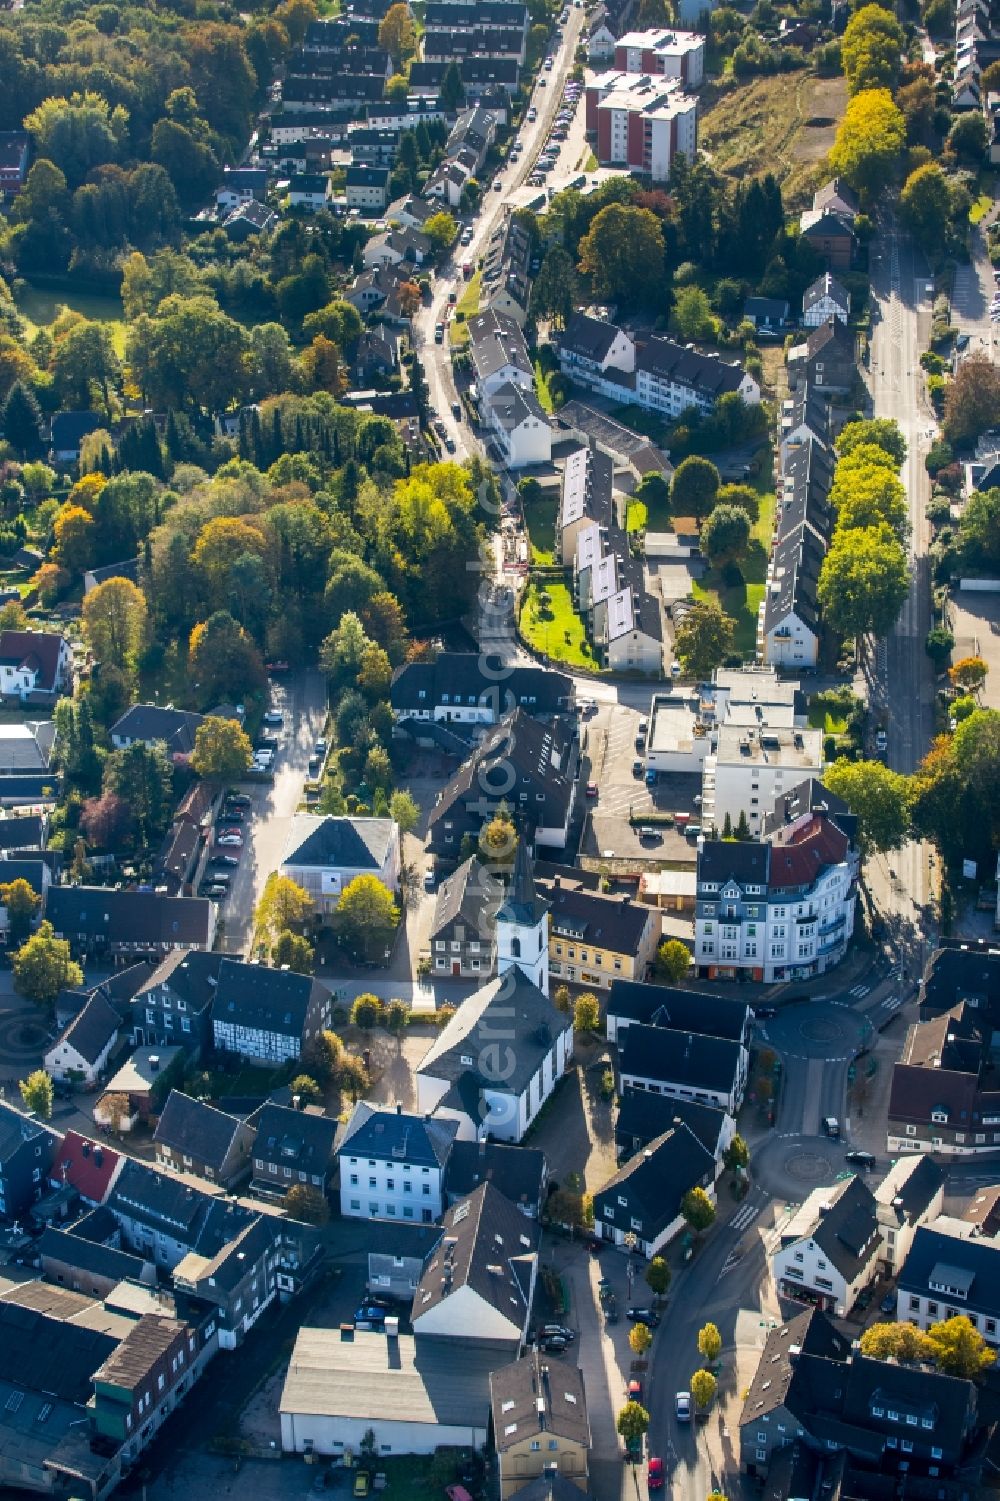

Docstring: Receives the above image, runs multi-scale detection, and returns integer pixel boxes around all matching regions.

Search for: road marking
[730,1202,760,1233]
[848,984,871,999]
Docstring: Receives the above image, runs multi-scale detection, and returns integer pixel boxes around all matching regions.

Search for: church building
[415,840,573,1142]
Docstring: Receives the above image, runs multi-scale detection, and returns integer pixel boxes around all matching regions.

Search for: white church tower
[495,837,550,996]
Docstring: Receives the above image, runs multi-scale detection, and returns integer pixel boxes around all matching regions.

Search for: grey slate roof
[467,309,533,384]
[0,1300,116,1407]
[898,1225,1000,1320]
[636,335,749,398]
[560,310,623,364]
[430,855,502,943]
[619,1022,743,1096]
[134,949,226,1014]
[921,943,1000,1020]
[616,1087,729,1158]
[490,1348,589,1452]
[214,959,324,1040]
[594,1123,714,1238]
[108,1158,254,1257]
[53,990,121,1066]
[497,838,549,929]
[46,886,214,949]
[696,839,771,886]
[411,1182,538,1329]
[0,1100,59,1163]
[153,1090,246,1171]
[609,980,749,1041]
[38,1226,146,1284]
[444,1140,547,1210]
[740,1308,850,1423]
[283,815,396,871]
[340,1102,458,1168]
[418,969,570,1099]
[111,704,205,754]
[253,1103,337,1176]
[391,654,572,717]
[803,272,850,315]
[793,1176,881,1282]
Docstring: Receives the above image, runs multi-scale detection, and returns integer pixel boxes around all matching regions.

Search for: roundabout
[758,996,872,1062]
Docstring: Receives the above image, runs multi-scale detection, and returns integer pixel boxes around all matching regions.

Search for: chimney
[292,1094,301,1111]
[396,1102,403,1115]
[149,1054,160,1072]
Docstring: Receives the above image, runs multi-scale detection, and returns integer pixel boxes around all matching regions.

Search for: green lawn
[534,358,555,413]
[14,284,128,356]
[690,466,776,659]
[807,702,849,734]
[522,493,558,565]
[519,577,598,669]
[449,271,481,349]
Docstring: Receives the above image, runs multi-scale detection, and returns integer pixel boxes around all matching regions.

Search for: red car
[647,1458,664,1490]
[627,1378,643,1403]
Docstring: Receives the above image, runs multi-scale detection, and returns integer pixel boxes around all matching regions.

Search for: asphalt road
[221,669,328,955]
[412,4,586,459]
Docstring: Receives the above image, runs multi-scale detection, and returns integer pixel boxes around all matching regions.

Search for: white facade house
[281,815,400,916]
[772,1177,882,1316]
[702,721,824,839]
[802,272,850,327]
[44,990,120,1088]
[695,791,859,984]
[558,313,636,395]
[488,382,552,470]
[338,1103,457,1223]
[874,1156,945,1274]
[0,630,72,701]
[896,1227,1000,1347]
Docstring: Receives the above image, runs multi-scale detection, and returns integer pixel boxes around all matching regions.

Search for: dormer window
[931,1108,949,1124]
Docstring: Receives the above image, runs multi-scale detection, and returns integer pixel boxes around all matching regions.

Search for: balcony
[819,912,846,936]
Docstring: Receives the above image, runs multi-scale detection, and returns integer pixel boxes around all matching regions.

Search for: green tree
[127,295,251,414]
[334,875,400,962]
[19,1069,54,1119]
[723,1133,750,1172]
[837,418,907,466]
[388,789,420,836]
[385,998,409,1049]
[439,61,465,110]
[700,504,752,568]
[629,1322,653,1356]
[1,381,44,460]
[0,878,41,946]
[188,611,265,706]
[690,1369,717,1411]
[616,1401,650,1446]
[697,1322,722,1363]
[958,488,1000,569]
[674,600,737,679]
[378,2,418,64]
[925,1314,997,1378]
[645,1256,671,1298]
[577,204,667,309]
[672,285,715,341]
[859,1322,932,1362]
[841,5,905,93]
[103,742,173,846]
[289,1073,322,1105]
[272,930,315,973]
[944,355,1000,445]
[23,92,123,186]
[424,211,458,257]
[573,991,601,1035]
[81,577,148,676]
[823,759,912,855]
[672,456,720,522]
[530,246,579,329]
[553,984,571,1013]
[285,1183,331,1224]
[191,716,254,783]
[681,1186,716,1234]
[817,524,910,640]
[50,320,121,417]
[926,626,955,667]
[12,921,83,1010]
[255,875,314,942]
[948,111,989,164]
[656,938,692,982]
[301,1029,344,1083]
[828,87,906,197]
[350,992,385,1031]
[900,162,952,253]
[831,464,908,541]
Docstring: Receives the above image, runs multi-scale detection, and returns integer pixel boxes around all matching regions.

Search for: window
[350,1174,358,1186]
[530,1442,540,1453]
[756,1450,767,1463]
[931,1448,942,1460]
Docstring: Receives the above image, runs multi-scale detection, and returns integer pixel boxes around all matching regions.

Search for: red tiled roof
[768,814,849,888]
[51,1130,124,1204]
[0,630,65,692]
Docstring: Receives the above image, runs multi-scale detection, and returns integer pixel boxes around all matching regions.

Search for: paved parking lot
[949,588,1000,709]
[578,698,703,863]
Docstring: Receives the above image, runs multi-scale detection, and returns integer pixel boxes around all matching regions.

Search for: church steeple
[495,837,550,995]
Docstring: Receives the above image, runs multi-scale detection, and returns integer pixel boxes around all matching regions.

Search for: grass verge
[534,358,556,413]
[449,271,481,349]
[522,493,558,565]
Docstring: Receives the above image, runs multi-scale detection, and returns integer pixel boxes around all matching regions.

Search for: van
[823,1117,840,1138]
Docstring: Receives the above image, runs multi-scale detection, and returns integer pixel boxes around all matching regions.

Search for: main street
[865,222,938,957]
[411,4,586,459]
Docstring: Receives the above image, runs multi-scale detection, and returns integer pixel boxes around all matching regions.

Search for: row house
[887,1001,1000,1155]
[594,1120,716,1257]
[480,213,533,327]
[391,652,571,731]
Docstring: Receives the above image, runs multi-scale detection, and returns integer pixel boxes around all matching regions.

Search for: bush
[926,495,952,524]
[926,438,954,475]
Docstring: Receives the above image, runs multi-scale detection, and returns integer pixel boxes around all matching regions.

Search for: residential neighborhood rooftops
[411,1182,538,1328]
[443,1140,547,1211]
[782,1176,881,1284]
[253,1103,337,1176]
[51,989,121,1066]
[153,1091,246,1172]
[282,814,397,872]
[619,1022,743,1095]
[898,1225,1000,1318]
[340,1102,458,1168]
[490,1348,589,1452]
[103,1046,183,1098]
[214,958,325,1040]
[51,1131,123,1204]
[609,979,749,1040]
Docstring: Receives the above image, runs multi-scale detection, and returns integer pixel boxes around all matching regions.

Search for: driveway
[220,669,327,955]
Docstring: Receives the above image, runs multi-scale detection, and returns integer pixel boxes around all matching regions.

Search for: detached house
[110,705,205,760]
[280,815,400,916]
[216,168,268,212]
[338,1102,457,1222]
[45,989,123,1088]
[802,272,850,327]
[0,630,72,701]
[771,1175,882,1315]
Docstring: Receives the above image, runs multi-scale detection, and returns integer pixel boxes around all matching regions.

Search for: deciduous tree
[944,355,1000,444]
[656,938,692,982]
[837,418,907,466]
[255,874,314,942]
[616,1401,650,1445]
[645,1256,671,1297]
[629,1322,653,1356]
[900,162,952,253]
[817,524,910,640]
[19,1069,53,1119]
[691,1370,717,1411]
[674,600,736,679]
[577,204,666,309]
[573,992,601,1035]
[671,456,720,521]
[13,921,82,1010]
[378,3,418,65]
[823,758,912,855]
[272,930,315,973]
[700,504,752,568]
[191,716,254,782]
[285,1183,330,1224]
[697,1323,722,1363]
[828,88,906,197]
[0,878,40,946]
[681,1186,716,1234]
[859,1322,931,1362]
[925,1314,997,1378]
[841,5,905,93]
[334,876,399,961]
[949,656,988,693]
[81,577,148,675]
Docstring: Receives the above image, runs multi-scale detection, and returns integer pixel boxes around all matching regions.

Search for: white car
[216,833,244,848]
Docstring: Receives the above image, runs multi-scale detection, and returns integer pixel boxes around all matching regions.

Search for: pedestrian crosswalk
[730,1200,760,1234]
[848,983,871,999]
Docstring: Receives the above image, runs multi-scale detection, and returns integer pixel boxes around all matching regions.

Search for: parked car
[210,854,240,868]
[434,323,445,343]
[627,1307,659,1328]
[846,1149,877,1169]
[675,1392,691,1422]
[823,1117,840,1138]
[540,1324,575,1341]
[586,782,598,797]
[540,1334,569,1352]
[216,833,243,848]
[315,738,327,755]
[354,1302,390,1325]
[755,1005,777,1020]
[628,1378,643,1402]
[354,1476,370,1499]
[262,710,283,726]
[647,1458,664,1490]
[632,759,644,777]
[880,1291,897,1315]
[226,792,251,808]
[875,727,888,752]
